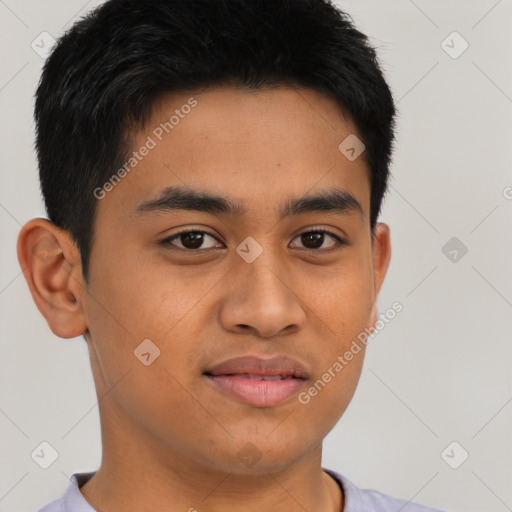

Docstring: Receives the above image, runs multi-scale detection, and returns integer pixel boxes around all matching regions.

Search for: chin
[201,431,319,476]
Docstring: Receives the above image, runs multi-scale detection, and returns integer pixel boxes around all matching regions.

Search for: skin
[18,86,391,512]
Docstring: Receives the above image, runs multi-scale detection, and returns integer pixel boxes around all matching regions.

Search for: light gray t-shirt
[38,469,445,512]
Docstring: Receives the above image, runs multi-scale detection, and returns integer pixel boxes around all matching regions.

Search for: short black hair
[35,0,396,281]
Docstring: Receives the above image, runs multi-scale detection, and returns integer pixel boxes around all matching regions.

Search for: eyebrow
[135,185,363,221]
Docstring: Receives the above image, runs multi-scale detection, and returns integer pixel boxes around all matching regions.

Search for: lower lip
[206,375,305,407]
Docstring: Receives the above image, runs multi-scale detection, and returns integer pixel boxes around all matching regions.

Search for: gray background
[1,1,511,511]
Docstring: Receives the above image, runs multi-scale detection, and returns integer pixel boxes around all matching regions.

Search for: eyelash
[159,227,346,253]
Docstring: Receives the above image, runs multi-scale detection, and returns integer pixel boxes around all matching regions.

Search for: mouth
[203,355,308,407]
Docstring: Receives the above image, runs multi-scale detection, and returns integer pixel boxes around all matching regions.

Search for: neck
[80,412,343,512]
[81,463,342,512]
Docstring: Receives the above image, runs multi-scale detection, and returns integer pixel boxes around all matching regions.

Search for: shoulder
[324,468,446,512]
[38,497,63,512]
[37,472,96,512]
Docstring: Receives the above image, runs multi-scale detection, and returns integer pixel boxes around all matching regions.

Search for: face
[80,86,390,474]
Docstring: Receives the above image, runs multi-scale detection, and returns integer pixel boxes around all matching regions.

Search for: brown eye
[290,229,344,251]
[300,232,326,249]
[161,230,222,251]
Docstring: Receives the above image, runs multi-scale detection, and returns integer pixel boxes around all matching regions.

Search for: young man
[18,0,445,510]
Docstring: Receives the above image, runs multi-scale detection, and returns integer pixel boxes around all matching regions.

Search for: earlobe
[16,218,88,339]
[369,302,378,329]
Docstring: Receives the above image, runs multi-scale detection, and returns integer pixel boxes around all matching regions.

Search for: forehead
[149,85,359,152]
[95,86,370,224]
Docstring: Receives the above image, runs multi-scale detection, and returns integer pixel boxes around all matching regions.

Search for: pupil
[182,232,204,249]
[302,232,323,249]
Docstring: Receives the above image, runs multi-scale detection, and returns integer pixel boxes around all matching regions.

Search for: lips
[205,355,309,379]
[204,355,308,407]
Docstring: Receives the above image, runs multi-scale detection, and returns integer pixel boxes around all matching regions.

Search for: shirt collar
[61,468,362,512]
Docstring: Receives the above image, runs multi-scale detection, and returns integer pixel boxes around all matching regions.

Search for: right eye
[159,230,224,251]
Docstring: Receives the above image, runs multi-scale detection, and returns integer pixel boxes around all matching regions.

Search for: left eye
[289,229,344,251]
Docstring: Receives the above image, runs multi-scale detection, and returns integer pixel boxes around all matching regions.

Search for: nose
[218,256,307,338]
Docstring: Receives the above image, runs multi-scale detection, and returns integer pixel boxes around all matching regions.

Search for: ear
[368,222,391,327]
[16,218,88,338]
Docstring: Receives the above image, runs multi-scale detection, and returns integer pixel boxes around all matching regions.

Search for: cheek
[302,255,375,341]
[293,346,365,447]
[294,254,372,421]
[83,275,214,448]
[87,245,224,341]
[102,359,220,462]
[82,250,220,407]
